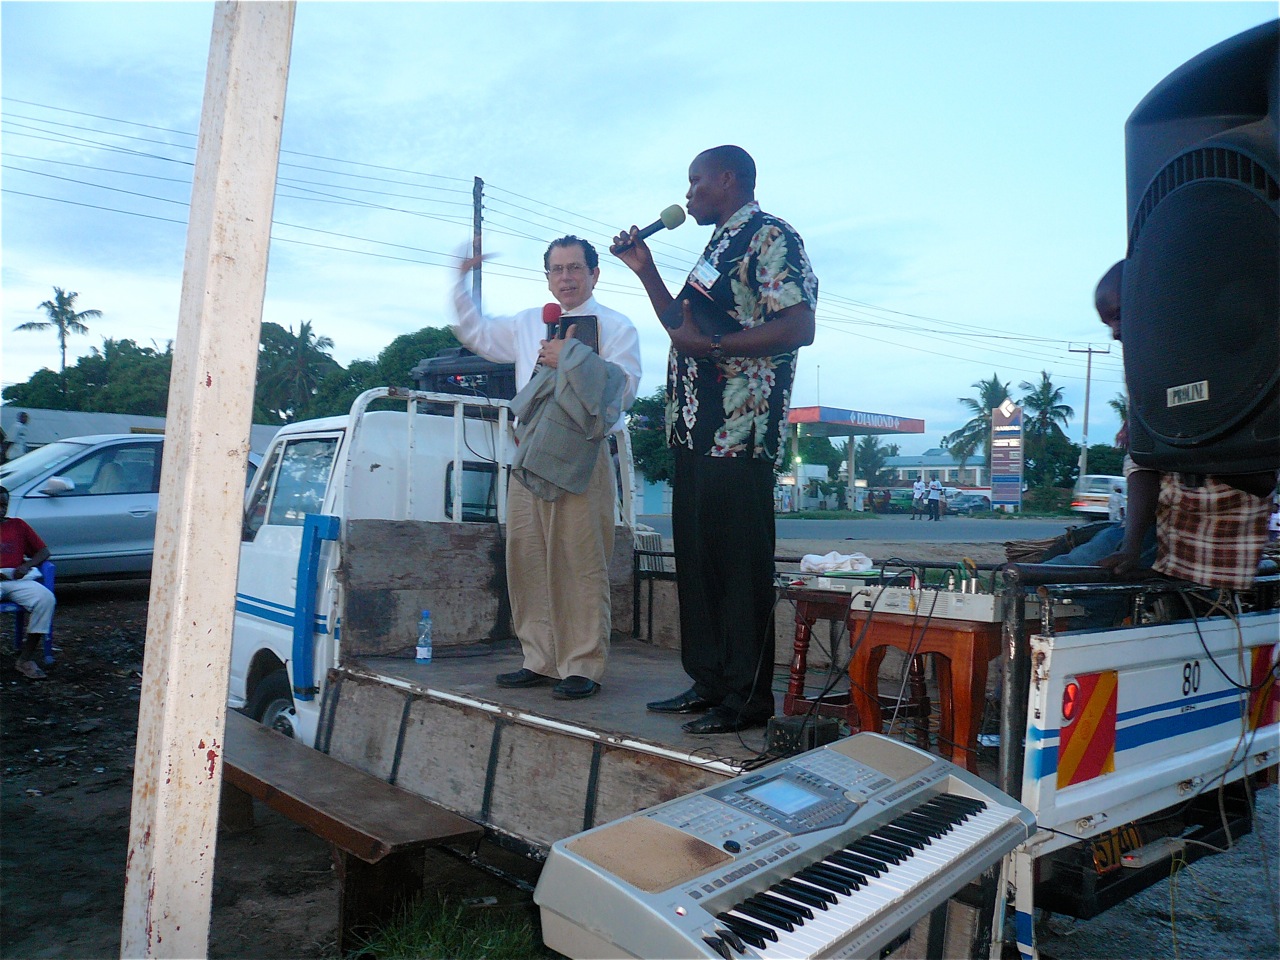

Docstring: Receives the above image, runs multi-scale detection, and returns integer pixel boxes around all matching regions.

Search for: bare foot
[15,659,46,680]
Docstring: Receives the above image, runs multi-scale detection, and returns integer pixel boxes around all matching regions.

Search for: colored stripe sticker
[1058,671,1117,788]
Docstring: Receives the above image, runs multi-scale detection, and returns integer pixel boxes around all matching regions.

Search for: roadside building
[883,448,987,487]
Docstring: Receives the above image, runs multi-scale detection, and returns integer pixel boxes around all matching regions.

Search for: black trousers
[672,448,776,718]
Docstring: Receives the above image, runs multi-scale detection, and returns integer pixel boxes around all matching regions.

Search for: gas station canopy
[788,406,925,439]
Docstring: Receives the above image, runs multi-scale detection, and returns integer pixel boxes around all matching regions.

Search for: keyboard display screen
[743,778,823,816]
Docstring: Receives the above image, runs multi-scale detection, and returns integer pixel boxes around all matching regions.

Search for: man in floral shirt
[613,145,818,734]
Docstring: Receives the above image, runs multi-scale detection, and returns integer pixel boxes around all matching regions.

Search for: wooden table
[846,611,1002,773]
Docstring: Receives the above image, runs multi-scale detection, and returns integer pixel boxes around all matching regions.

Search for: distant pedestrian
[927,478,943,521]
[11,413,30,459]
[1108,484,1126,523]
[911,477,926,519]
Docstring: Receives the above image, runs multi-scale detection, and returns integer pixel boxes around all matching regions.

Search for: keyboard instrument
[535,733,1034,960]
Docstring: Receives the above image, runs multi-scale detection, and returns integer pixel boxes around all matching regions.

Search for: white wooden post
[120,4,294,957]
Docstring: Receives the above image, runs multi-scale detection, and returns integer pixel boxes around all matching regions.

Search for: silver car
[0,435,259,579]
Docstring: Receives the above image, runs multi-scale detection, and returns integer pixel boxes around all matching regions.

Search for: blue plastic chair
[3,560,56,666]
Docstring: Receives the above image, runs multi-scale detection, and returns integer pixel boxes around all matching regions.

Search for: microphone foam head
[542,302,563,324]
[660,204,687,230]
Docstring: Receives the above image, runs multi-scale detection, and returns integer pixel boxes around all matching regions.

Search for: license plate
[1090,824,1143,874]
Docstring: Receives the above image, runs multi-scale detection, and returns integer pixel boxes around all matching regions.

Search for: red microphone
[543,302,563,339]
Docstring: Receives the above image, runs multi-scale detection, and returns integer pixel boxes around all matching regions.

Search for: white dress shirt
[451,284,641,434]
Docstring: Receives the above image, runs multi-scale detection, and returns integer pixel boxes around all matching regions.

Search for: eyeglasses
[547,262,589,277]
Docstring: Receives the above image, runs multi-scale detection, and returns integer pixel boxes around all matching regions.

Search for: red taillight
[1062,680,1081,724]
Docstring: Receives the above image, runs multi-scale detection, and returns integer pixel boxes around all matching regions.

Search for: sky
[1,1,1274,455]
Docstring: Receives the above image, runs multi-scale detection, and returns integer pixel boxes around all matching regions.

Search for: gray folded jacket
[510,338,626,502]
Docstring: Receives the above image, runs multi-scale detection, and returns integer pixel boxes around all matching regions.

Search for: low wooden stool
[847,611,1002,772]
[780,585,862,727]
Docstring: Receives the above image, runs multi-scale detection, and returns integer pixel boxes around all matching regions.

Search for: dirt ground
[2,549,1277,959]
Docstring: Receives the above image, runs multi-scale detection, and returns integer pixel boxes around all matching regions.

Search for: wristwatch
[709,334,724,361]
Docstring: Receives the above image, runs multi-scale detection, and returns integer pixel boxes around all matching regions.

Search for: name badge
[690,257,719,293]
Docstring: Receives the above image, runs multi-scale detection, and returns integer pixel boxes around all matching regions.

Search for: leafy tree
[628,387,673,483]
[797,434,844,480]
[16,287,102,393]
[255,321,340,422]
[306,359,384,418]
[1085,442,1124,477]
[2,368,72,410]
[1026,432,1080,489]
[1019,371,1074,488]
[853,435,900,485]
[83,339,173,416]
[942,373,1011,468]
[2,338,171,415]
[377,327,461,387]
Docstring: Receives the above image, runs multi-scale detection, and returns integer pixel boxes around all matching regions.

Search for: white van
[1072,474,1126,518]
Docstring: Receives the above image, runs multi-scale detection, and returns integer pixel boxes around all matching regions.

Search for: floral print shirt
[666,202,818,466]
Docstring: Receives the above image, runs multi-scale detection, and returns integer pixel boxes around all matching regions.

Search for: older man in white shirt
[451,236,641,700]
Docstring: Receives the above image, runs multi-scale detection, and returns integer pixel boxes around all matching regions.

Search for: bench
[220,710,484,952]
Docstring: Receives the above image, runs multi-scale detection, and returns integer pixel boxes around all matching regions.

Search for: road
[638,514,1076,543]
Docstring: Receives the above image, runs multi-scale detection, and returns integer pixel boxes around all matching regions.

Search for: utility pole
[472,177,484,308]
[1069,343,1110,481]
[120,3,295,956]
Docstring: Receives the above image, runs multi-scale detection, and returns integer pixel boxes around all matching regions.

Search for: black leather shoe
[647,688,716,714]
[552,675,601,700]
[495,668,554,688]
[682,706,770,735]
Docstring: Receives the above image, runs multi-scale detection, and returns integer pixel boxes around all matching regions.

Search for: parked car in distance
[1072,474,1126,518]
[947,493,992,516]
[0,435,261,579]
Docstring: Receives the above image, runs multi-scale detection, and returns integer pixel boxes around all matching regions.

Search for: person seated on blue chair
[1,486,55,680]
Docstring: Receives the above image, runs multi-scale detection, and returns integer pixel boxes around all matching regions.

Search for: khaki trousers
[506,444,614,681]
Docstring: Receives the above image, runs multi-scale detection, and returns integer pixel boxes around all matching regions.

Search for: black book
[545,315,599,354]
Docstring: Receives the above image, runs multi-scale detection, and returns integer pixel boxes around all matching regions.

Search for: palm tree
[1107,392,1128,427]
[258,321,337,421]
[1019,371,1073,445]
[1019,371,1074,488]
[1107,391,1129,448]
[942,373,1011,468]
[17,287,103,392]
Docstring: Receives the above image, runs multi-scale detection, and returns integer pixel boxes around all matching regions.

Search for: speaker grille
[1125,178,1278,453]
[1129,146,1280,247]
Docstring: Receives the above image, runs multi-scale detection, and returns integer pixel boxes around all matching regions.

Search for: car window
[0,440,89,488]
[55,443,160,496]
[260,436,340,529]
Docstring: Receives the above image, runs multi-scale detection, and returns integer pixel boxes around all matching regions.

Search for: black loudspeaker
[1122,20,1279,475]
[410,347,517,400]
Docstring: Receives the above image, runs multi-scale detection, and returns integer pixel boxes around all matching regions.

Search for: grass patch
[349,893,556,960]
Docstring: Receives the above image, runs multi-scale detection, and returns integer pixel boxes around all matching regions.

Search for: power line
[3,97,1127,382]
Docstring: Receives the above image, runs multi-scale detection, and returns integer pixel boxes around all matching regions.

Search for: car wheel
[245,668,296,739]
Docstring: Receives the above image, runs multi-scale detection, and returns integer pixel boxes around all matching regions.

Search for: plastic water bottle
[415,610,433,663]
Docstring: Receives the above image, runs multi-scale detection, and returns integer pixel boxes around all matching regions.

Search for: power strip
[782,580,1083,623]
